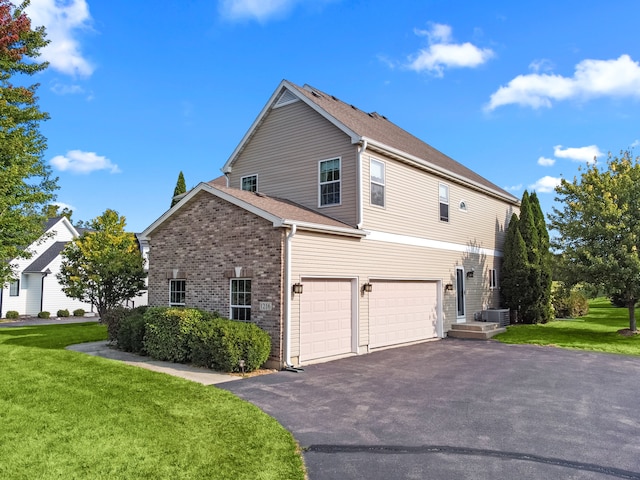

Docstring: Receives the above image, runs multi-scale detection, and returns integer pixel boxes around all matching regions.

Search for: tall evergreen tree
[171,171,186,207]
[518,192,544,323]
[501,213,529,320]
[0,0,57,285]
[530,192,553,322]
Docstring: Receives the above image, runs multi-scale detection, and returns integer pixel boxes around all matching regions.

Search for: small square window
[9,280,19,297]
[241,175,257,192]
[169,279,186,306]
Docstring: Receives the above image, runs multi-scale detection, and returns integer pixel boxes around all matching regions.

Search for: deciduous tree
[0,0,57,285]
[550,150,640,332]
[58,210,146,319]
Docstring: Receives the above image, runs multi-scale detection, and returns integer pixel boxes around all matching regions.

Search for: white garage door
[300,278,353,363]
[369,281,438,349]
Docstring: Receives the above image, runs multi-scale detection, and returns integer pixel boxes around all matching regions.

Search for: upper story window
[439,183,449,222]
[489,269,498,289]
[241,175,257,192]
[370,158,385,207]
[319,158,341,206]
[231,279,251,321]
[169,279,186,306]
[9,280,19,296]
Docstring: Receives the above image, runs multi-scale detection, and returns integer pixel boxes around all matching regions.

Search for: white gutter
[284,224,297,367]
[356,139,367,229]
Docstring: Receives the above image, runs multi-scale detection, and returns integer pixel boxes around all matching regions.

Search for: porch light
[466,269,474,279]
[292,283,304,294]
[362,282,373,293]
[445,283,454,291]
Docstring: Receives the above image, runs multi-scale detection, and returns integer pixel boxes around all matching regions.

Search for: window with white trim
[231,279,251,321]
[489,269,498,289]
[319,158,340,206]
[169,279,186,306]
[241,174,257,192]
[439,183,449,222]
[9,280,19,296]
[370,158,385,207]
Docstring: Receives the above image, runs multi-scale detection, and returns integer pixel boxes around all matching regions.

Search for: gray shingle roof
[289,82,518,203]
[205,182,359,231]
[24,242,68,273]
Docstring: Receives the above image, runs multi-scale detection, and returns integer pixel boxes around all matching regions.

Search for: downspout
[40,270,50,313]
[284,224,297,368]
[356,139,368,229]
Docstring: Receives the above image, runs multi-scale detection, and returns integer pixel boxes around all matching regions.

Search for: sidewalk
[66,340,240,385]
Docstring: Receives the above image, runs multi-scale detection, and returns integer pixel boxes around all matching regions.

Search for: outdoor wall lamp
[292,283,304,294]
[362,282,373,293]
[466,269,474,279]
[445,283,454,291]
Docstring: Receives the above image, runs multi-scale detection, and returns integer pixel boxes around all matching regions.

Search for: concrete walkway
[66,340,240,386]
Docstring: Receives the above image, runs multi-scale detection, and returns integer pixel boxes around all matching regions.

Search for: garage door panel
[300,279,353,363]
[369,281,438,349]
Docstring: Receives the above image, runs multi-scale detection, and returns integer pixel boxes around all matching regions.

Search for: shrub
[38,311,50,319]
[5,310,19,319]
[117,312,147,354]
[552,285,589,318]
[73,309,85,317]
[102,306,130,342]
[189,317,271,372]
[57,309,70,317]
[143,307,203,363]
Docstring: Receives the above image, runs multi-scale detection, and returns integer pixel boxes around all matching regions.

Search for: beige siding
[288,230,503,362]
[363,153,517,251]
[228,100,358,226]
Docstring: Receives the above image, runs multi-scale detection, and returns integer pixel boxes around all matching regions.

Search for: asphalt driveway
[221,339,640,480]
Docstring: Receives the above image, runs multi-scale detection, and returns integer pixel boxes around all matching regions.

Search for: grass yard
[0,323,305,480]
[494,298,640,356]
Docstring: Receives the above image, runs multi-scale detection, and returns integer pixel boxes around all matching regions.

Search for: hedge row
[108,307,271,373]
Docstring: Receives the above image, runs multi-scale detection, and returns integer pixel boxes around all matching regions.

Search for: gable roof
[23,241,67,273]
[142,182,365,239]
[222,80,518,205]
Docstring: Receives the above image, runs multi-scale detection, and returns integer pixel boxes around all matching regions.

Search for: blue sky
[24,0,640,233]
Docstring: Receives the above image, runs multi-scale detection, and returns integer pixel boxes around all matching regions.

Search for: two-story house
[1,216,150,318]
[142,80,519,368]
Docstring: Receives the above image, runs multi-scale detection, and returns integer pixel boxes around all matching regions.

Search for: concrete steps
[447,321,506,340]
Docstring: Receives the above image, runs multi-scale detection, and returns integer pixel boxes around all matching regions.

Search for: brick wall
[147,190,285,362]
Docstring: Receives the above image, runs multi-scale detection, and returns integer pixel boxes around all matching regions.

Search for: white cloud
[504,184,522,192]
[25,0,94,77]
[407,23,494,77]
[529,176,562,193]
[487,55,640,110]
[50,150,120,174]
[51,83,84,95]
[631,139,640,148]
[219,0,299,22]
[554,144,603,164]
[528,59,554,73]
[537,156,555,166]
[52,201,75,211]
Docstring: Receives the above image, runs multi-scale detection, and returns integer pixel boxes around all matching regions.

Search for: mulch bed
[617,328,640,336]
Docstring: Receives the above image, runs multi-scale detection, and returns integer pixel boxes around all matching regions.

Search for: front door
[456,268,465,322]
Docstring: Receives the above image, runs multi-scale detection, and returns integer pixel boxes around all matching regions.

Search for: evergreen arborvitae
[171,171,186,207]
[530,192,553,322]
[501,213,529,320]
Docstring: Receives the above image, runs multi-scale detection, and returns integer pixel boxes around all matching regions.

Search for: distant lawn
[0,323,305,480]
[494,298,640,356]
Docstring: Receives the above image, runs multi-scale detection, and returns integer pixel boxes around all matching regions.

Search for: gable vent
[275,89,299,108]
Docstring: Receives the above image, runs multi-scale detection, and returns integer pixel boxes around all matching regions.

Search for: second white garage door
[299,278,354,363]
[369,281,439,349]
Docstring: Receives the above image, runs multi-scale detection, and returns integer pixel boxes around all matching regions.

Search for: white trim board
[365,230,503,258]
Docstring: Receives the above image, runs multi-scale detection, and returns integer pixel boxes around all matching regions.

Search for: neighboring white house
[0,217,149,318]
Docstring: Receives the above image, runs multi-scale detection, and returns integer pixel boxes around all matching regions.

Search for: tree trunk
[628,302,637,332]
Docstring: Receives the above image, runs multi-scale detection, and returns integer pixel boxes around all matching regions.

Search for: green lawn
[0,323,305,480]
[494,298,640,356]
